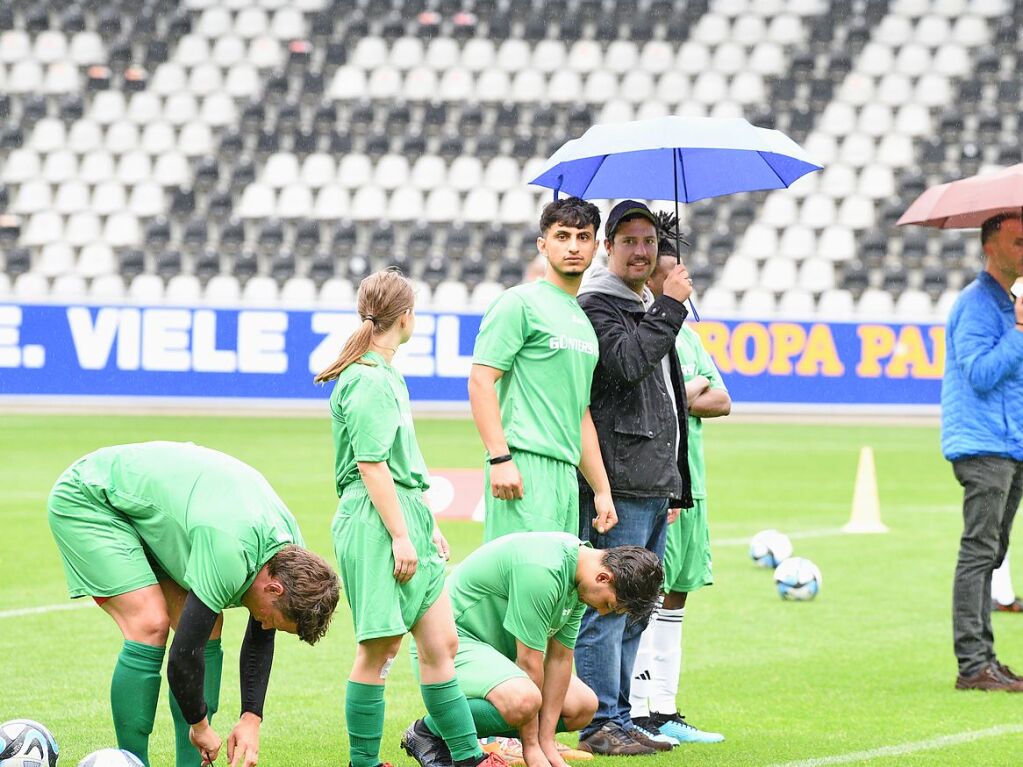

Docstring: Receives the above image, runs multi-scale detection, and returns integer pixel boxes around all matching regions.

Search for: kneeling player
[47,441,340,767]
[402,533,663,767]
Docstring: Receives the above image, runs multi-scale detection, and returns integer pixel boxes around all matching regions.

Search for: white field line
[0,601,95,619]
[766,724,1023,767]
[715,528,845,547]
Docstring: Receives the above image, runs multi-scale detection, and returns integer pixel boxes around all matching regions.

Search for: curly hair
[267,545,340,644]
[539,197,602,236]
[602,546,664,627]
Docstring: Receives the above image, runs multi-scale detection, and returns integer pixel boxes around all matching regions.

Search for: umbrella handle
[688,297,700,322]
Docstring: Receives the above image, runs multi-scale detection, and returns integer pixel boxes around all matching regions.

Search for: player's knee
[500,683,542,726]
[417,632,458,667]
[562,687,598,731]
[133,611,171,646]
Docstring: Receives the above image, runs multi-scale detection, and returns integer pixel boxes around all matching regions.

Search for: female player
[316,269,504,767]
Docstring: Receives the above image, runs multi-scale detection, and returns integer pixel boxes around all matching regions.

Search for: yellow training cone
[843,446,888,534]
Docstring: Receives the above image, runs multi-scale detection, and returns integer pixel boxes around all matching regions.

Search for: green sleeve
[553,602,586,649]
[338,372,400,462]
[503,564,562,652]
[694,340,727,391]
[185,527,250,612]
[472,292,528,371]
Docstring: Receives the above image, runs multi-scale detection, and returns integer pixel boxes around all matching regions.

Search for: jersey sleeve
[553,601,586,649]
[338,372,400,462]
[503,564,562,652]
[472,292,528,371]
[694,338,727,391]
[184,527,251,612]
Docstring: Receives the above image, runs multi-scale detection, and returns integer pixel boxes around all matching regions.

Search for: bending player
[316,269,505,767]
[401,532,664,767]
[47,441,340,767]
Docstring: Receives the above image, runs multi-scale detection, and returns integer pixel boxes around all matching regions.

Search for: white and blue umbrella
[529,116,823,318]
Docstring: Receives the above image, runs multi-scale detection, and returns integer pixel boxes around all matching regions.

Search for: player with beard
[470,198,618,544]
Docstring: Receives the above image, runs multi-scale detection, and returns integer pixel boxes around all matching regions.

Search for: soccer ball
[0,719,60,767]
[748,529,793,568]
[773,557,822,601]
[76,750,143,767]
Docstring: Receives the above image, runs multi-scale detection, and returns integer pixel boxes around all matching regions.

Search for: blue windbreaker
[941,271,1023,461]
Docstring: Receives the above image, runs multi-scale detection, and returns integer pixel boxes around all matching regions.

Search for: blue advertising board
[0,303,944,407]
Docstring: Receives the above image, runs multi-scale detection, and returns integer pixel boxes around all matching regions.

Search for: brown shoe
[956,663,1023,691]
[625,726,673,752]
[993,598,1023,613]
[996,661,1023,682]
[578,722,655,756]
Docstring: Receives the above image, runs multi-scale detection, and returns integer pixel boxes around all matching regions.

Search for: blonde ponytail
[314,269,415,383]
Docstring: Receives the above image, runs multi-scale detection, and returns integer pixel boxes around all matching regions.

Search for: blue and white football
[774,557,822,601]
[0,719,60,767]
[76,749,143,767]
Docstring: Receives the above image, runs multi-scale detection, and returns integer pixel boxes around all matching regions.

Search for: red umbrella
[897,163,1023,229]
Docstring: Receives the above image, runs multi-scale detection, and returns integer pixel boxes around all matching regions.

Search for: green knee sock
[169,639,223,767]
[347,680,385,767]
[420,679,483,762]
[111,641,166,767]
[426,697,514,740]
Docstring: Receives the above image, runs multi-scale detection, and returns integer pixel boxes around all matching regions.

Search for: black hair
[602,545,664,627]
[539,197,601,236]
[981,213,1022,246]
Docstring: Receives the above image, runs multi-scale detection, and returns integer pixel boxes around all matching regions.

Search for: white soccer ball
[0,719,60,767]
[748,529,793,569]
[773,557,822,601]
[76,749,144,767]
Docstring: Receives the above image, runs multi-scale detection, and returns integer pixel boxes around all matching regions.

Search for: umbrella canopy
[529,116,822,202]
[897,164,1023,230]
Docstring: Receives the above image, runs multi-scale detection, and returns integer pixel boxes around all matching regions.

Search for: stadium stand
[0,0,1014,319]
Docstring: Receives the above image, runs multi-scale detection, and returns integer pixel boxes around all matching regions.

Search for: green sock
[169,639,223,767]
[346,680,385,767]
[427,697,515,740]
[420,679,483,762]
[111,640,165,767]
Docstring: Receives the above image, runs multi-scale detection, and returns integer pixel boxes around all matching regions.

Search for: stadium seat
[698,286,737,316]
[318,276,355,307]
[776,288,817,318]
[816,288,856,320]
[37,243,76,277]
[894,289,934,320]
[205,274,241,304]
[738,288,777,318]
[856,288,896,319]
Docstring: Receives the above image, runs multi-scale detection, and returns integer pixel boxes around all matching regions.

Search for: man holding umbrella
[573,200,695,755]
[943,212,1023,691]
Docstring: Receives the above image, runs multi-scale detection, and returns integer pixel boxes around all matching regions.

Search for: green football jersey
[72,441,304,612]
[330,351,429,493]
[447,531,586,656]
[676,324,727,500]
[472,280,598,466]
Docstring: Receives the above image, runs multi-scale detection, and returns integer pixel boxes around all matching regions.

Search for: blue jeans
[575,494,668,738]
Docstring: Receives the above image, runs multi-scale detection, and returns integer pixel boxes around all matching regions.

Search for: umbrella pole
[673,148,700,321]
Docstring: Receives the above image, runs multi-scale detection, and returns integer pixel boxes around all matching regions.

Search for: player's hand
[592,492,618,534]
[521,742,554,767]
[540,739,571,767]
[432,526,450,560]
[189,718,222,766]
[667,507,681,524]
[662,263,693,303]
[392,535,418,582]
[227,713,261,767]
[490,459,525,501]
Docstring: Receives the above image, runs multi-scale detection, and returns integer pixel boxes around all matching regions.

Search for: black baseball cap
[605,199,658,241]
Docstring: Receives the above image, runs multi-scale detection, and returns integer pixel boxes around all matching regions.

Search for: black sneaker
[577,721,655,756]
[400,719,454,767]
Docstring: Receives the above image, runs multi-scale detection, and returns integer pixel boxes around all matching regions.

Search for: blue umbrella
[529,116,823,318]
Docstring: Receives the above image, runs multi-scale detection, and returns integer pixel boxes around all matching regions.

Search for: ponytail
[314,269,415,384]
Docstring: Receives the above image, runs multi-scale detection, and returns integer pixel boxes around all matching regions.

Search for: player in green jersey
[628,237,732,745]
[400,533,664,767]
[47,441,340,767]
[469,198,617,544]
[315,269,505,767]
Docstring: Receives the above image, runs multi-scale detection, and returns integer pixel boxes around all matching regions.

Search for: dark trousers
[575,494,668,738]
[952,456,1023,675]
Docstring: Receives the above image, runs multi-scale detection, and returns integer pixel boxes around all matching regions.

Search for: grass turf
[1,414,1021,766]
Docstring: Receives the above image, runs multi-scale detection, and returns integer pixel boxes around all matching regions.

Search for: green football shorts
[47,469,162,599]
[663,498,714,594]
[410,633,527,699]
[483,451,579,543]
[331,482,445,642]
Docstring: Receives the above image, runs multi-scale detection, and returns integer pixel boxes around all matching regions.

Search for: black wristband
[488,453,513,465]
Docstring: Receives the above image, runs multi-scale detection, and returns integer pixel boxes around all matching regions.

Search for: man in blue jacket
[944,212,1023,692]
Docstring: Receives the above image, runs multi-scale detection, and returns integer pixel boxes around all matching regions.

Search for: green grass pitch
[2,414,1022,766]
